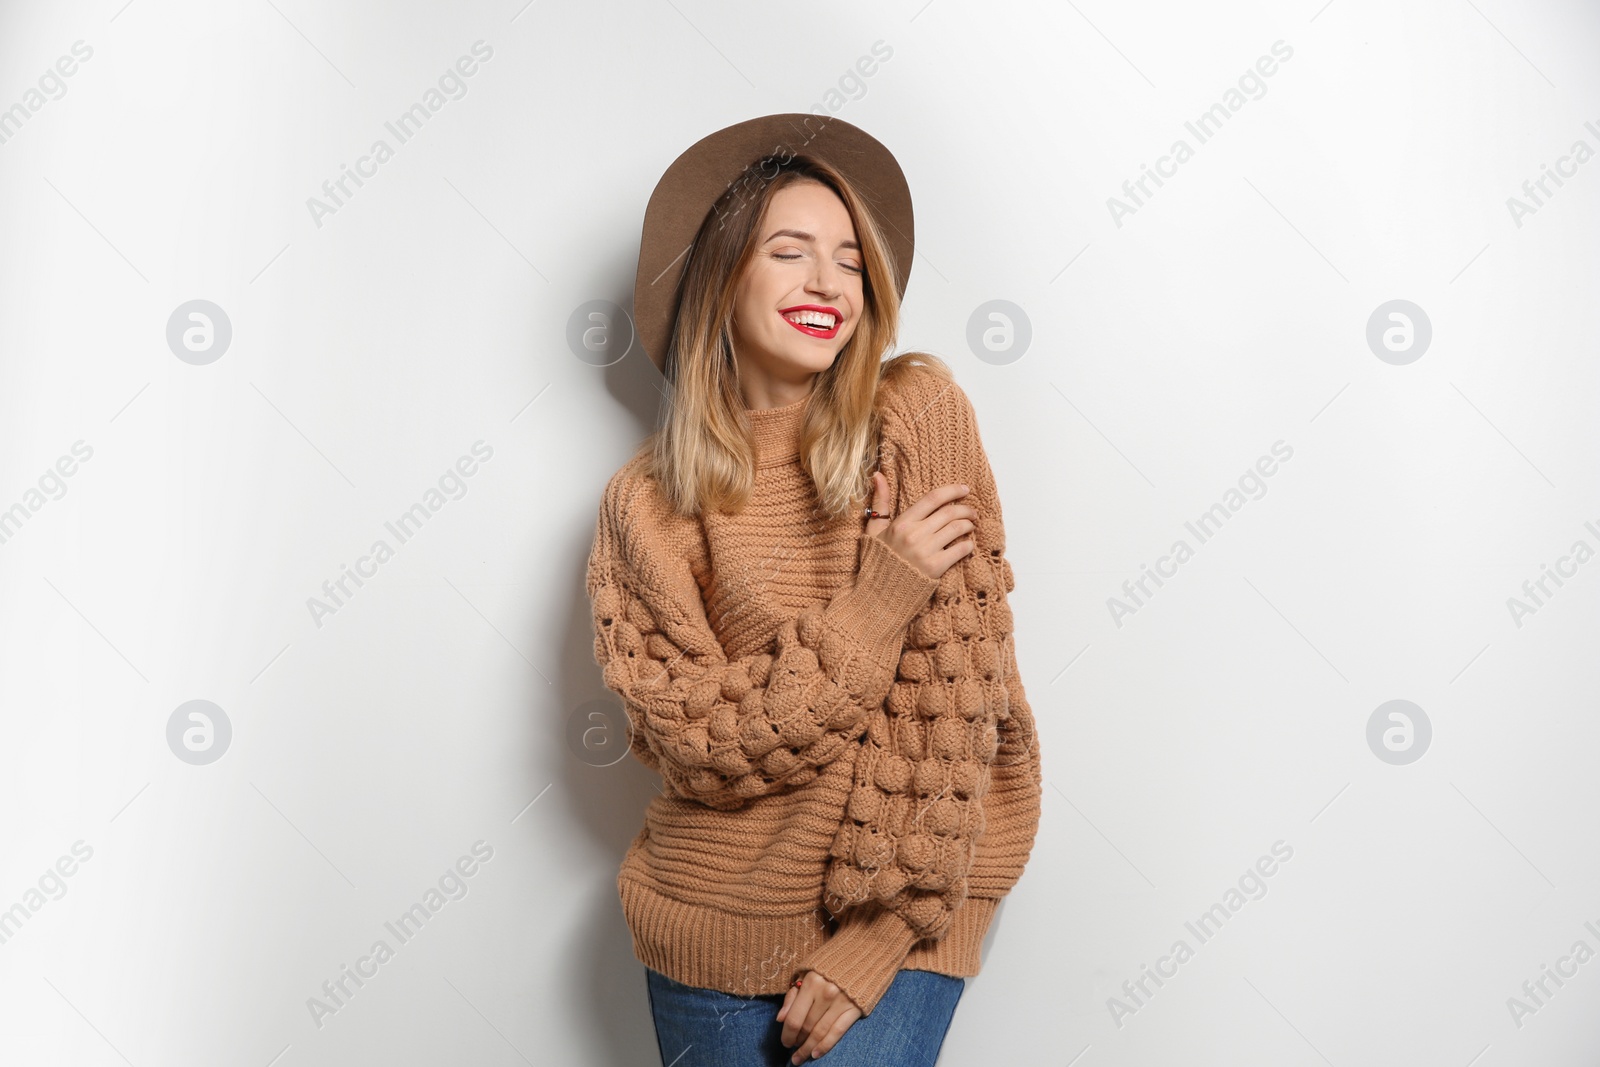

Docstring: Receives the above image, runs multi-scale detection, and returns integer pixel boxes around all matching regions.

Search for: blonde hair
[642,153,952,520]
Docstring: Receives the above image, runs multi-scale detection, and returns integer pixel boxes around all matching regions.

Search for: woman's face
[729,180,864,382]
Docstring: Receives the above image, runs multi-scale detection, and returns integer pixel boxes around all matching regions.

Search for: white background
[2,0,1599,1064]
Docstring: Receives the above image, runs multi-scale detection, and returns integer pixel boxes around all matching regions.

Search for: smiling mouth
[780,310,840,340]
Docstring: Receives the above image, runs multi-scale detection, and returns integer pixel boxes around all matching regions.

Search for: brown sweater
[585,362,1042,1016]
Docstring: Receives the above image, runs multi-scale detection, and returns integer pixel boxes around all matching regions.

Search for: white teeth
[784,310,837,329]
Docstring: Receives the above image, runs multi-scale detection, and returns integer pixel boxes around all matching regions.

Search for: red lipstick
[777,304,842,340]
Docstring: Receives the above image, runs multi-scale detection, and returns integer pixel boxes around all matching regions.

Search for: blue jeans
[645,966,964,1066]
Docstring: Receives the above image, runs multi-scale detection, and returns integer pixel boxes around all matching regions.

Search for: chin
[795,349,841,373]
[769,344,839,375]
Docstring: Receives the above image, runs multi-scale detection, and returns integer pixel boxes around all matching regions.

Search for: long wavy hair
[642,152,952,520]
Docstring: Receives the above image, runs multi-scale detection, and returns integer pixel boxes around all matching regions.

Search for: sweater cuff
[792,904,920,1016]
[823,534,939,654]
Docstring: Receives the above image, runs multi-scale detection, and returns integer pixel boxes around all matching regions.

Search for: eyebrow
[762,228,860,251]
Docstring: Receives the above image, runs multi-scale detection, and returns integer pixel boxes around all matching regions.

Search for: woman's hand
[865,471,976,581]
[777,970,862,1063]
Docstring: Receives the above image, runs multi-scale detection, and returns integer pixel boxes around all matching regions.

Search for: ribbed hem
[618,875,1002,1011]
[902,895,996,976]
[618,876,835,998]
[823,534,938,652]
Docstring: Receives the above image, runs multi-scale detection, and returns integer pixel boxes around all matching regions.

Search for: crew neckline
[746,390,812,469]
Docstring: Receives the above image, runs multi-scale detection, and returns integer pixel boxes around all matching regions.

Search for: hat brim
[632,113,914,378]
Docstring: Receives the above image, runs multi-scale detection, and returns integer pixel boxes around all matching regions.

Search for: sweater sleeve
[794,369,1043,1014]
[586,466,940,811]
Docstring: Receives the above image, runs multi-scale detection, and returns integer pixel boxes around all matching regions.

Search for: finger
[927,500,980,534]
[931,537,976,574]
[794,1000,849,1063]
[780,986,811,1048]
[863,472,889,535]
[928,514,976,550]
[792,989,832,1055]
[791,1004,834,1063]
[812,1007,860,1059]
[931,501,980,523]
[774,991,800,1049]
[900,482,971,524]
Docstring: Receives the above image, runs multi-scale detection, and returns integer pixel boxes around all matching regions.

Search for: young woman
[586,114,1042,1066]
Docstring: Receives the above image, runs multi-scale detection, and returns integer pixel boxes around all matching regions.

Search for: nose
[805,257,844,300]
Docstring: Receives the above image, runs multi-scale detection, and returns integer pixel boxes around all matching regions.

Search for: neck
[733,355,818,411]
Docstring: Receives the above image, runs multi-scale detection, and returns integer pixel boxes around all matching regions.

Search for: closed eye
[774,252,861,273]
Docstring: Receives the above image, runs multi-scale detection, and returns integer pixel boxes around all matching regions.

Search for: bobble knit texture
[585,365,1042,1016]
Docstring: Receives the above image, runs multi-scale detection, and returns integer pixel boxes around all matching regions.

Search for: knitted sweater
[585,362,1042,1016]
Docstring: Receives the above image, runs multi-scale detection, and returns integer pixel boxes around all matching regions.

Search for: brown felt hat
[632,113,915,378]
